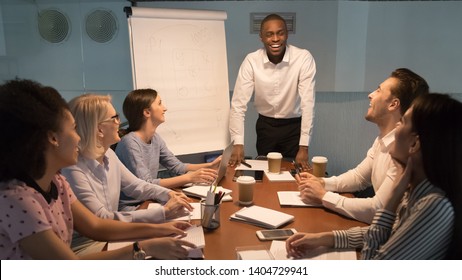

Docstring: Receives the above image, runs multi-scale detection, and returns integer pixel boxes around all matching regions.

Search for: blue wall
[1,0,461,175]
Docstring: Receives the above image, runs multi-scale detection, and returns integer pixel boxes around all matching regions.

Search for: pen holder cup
[200,201,220,230]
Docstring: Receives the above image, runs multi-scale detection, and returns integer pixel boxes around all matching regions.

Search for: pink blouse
[0,174,76,259]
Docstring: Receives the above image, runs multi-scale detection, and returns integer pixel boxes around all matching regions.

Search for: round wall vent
[85,9,118,43]
[38,9,70,43]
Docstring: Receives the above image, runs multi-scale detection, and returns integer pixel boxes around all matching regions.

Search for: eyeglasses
[100,114,120,124]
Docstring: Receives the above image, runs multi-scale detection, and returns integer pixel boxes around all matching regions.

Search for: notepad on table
[178,225,206,249]
[269,240,357,260]
[264,171,296,182]
[277,191,322,207]
[230,205,294,229]
[182,185,232,201]
[236,245,274,260]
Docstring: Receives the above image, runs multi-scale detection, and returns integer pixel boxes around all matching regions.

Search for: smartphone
[233,170,264,182]
[256,228,297,241]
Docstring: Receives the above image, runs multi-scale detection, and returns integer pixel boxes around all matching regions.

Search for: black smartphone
[233,170,264,181]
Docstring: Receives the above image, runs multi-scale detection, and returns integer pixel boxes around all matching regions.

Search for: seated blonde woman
[61,94,193,254]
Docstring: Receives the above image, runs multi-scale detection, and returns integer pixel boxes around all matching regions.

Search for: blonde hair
[68,94,112,159]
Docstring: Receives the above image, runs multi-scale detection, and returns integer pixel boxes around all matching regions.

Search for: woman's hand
[187,168,218,185]
[295,173,326,205]
[384,157,413,212]
[164,192,193,218]
[142,237,196,260]
[286,232,334,259]
[208,155,222,169]
[150,221,191,237]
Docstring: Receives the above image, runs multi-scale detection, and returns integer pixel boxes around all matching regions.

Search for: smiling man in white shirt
[228,14,316,171]
[296,68,429,223]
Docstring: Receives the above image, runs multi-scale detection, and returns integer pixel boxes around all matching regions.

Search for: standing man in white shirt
[296,68,429,223]
[228,14,316,170]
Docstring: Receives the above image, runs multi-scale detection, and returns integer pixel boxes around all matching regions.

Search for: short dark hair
[123,88,158,132]
[260,14,287,35]
[0,79,69,181]
[411,93,462,259]
[390,68,429,115]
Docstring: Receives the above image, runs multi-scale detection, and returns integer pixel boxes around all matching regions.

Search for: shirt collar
[81,153,109,172]
[19,176,58,204]
[379,128,396,149]
[409,178,445,202]
[262,44,291,64]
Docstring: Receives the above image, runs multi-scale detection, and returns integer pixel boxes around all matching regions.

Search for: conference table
[182,161,367,260]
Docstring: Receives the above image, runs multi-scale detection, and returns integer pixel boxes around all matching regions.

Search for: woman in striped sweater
[287,93,461,259]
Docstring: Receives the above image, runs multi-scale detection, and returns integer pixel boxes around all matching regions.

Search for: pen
[241,160,252,168]
[293,161,302,176]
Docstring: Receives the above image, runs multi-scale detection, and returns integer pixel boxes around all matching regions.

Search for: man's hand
[228,144,245,167]
[295,172,326,205]
[295,146,310,171]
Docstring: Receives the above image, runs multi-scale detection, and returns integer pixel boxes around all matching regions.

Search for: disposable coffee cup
[267,152,283,173]
[312,156,328,177]
[237,176,256,205]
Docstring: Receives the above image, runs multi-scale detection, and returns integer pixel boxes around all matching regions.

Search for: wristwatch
[132,241,146,260]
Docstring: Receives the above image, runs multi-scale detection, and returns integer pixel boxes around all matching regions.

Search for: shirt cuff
[322,191,342,209]
[231,135,244,145]
[299,135,310,146]
[323,177,337,191]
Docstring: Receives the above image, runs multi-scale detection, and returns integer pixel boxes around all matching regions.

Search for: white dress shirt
[229,44,316,146]
[322,129,397,223]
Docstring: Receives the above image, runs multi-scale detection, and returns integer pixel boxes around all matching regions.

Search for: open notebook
[230,205,294,229]
[236,241,357,260]
[277,191,321,207]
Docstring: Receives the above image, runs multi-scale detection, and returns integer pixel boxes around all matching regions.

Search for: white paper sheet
[270,240,357,260]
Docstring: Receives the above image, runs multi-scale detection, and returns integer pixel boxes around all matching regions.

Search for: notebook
[106,225,205,259]
[182,185,233,202]
[277,191,322,207]
[230,205,294,229]
[236,246,274,260]
[178,225,206,249]
[270,240,357,260]
[264,171,296,182]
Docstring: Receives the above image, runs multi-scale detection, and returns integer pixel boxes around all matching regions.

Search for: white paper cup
[237,176,256,205]
[267,152,283,173]
[312,156,328,177]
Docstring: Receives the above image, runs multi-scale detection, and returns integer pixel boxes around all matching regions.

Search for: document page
[277,191,321,207]
[270,240,357,260]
